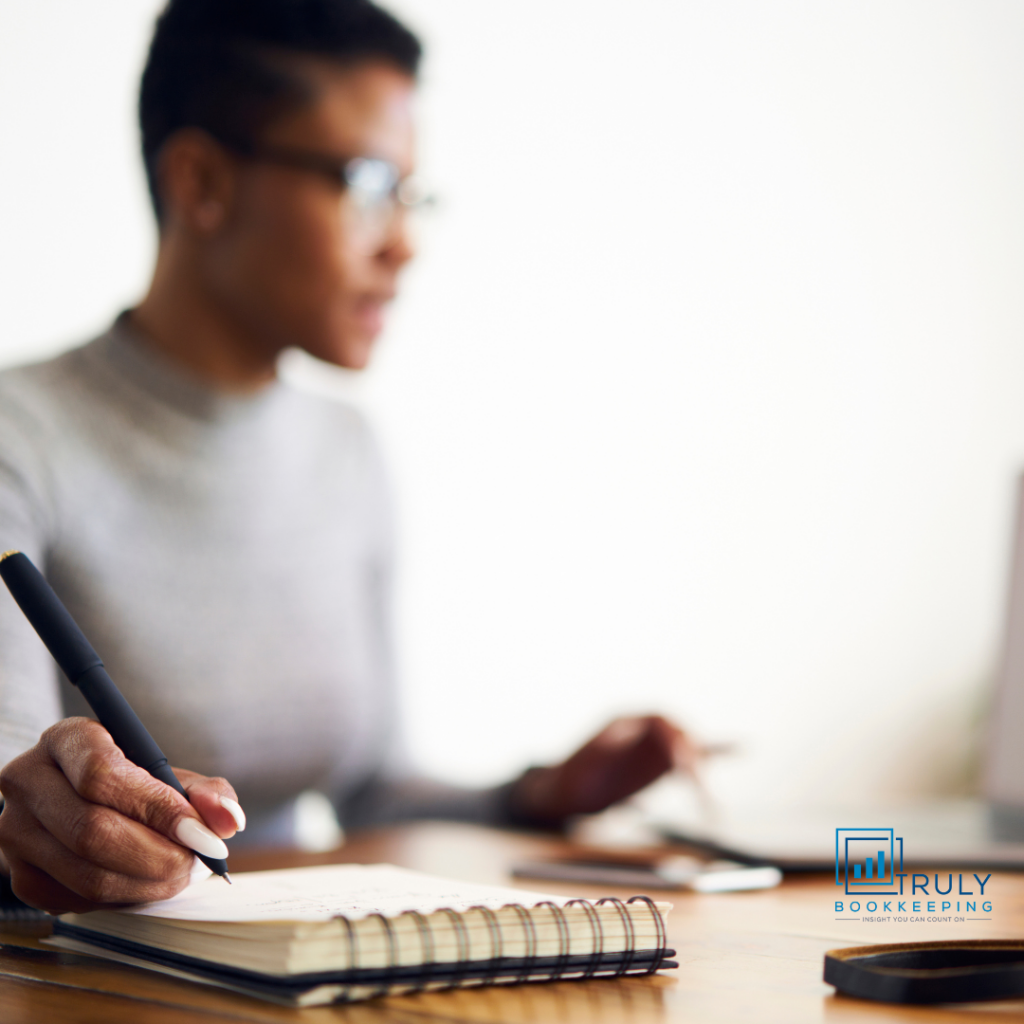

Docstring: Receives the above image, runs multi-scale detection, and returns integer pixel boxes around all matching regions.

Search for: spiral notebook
[47,863,676,1006]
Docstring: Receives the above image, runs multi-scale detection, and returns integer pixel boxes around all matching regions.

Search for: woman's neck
[132,247,281,394]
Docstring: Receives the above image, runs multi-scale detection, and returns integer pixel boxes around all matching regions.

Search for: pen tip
[223,873,232,884]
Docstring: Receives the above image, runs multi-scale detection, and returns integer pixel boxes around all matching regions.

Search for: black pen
[0,550,231,882]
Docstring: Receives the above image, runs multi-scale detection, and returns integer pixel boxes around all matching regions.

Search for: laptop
[657,475,1024,871]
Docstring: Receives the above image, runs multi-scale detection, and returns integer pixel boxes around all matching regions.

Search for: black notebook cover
[54,921,677,1003]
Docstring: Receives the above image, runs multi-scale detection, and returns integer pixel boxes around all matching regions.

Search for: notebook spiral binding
[597,897,636,975]
[401,910,434,992]
[367,913,397,999]
[321,895,669,999]
[535,901,572,978]
[468,904,502,960]
[438,907,472,986]
[566,899,604,979]
[628,895,667,975]
[504,902,537,985]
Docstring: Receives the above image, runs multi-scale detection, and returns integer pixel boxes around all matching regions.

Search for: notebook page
[121,864,578,922]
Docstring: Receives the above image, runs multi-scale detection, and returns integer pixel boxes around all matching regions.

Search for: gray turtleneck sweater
[0,320,505,844]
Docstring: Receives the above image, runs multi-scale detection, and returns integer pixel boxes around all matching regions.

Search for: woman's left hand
[508,714,696,828]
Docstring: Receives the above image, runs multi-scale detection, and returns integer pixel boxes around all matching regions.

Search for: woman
[0,0,689,914]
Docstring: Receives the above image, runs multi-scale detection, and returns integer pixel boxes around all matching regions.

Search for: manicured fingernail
[175,817,230,860]
[220,797,246,832]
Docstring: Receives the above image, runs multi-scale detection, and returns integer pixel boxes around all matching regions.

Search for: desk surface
[1,822,1022,1023]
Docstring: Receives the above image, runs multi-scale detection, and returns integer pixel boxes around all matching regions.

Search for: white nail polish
[175,817,229,860]
[220,797,247,832]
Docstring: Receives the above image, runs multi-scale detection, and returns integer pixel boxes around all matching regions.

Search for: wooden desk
[1,822,1022,1023]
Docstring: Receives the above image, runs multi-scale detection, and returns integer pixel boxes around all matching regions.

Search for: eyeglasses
[224,140,434,244]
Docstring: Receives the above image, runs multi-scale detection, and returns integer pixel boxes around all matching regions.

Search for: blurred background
[2,1,1024,814]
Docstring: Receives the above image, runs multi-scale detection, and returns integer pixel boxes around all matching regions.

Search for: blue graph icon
[835,828,903,895]
[851,848,885,879]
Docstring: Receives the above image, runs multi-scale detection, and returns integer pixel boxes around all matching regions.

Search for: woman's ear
[195,199,225,233]
[155,129,237,236]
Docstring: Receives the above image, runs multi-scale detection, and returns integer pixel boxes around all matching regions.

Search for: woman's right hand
[0,717,243,914]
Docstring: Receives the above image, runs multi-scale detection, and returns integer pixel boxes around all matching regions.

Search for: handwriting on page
[124,864,574,921]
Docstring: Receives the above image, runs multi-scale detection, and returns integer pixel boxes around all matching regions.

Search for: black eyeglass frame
[220,139,433,211]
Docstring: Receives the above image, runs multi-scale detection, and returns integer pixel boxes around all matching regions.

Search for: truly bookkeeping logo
[835,827,903,896]
[834,827,993,923]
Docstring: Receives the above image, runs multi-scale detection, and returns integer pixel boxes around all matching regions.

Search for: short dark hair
[139,0,422,220]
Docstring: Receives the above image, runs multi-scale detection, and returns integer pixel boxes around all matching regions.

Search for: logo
[833,826,994,923]
[835,827,903,895]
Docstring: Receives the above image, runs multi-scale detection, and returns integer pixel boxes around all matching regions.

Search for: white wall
[3,2,1024,812]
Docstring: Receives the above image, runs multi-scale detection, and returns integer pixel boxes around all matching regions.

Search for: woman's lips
[352,294,394,336]
[350,296,385,335]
